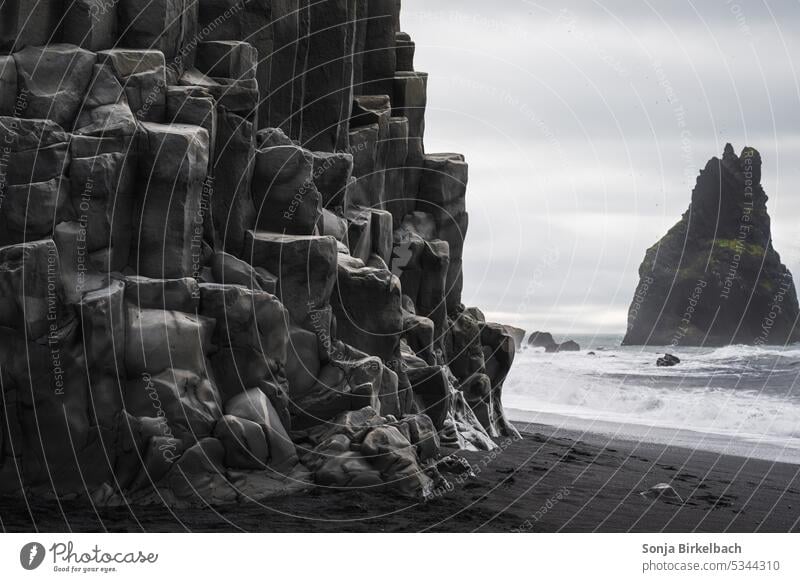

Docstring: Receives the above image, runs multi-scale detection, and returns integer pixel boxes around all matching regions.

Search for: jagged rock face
[0,1,518,505]
[624,145,800,346]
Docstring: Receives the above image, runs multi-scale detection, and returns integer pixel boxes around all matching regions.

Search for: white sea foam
[505,342,800,454]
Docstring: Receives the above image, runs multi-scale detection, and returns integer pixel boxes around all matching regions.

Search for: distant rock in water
[656,354,680,367]
[623,144,800,346]
[527,331,581,352]
[554,340,581,352]
[527,331,557,349]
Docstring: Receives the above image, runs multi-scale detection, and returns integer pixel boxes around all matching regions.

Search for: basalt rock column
[298,0,358,152]
[130,123,210,278]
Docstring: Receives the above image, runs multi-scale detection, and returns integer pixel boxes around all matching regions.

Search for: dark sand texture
[2,425,798,532]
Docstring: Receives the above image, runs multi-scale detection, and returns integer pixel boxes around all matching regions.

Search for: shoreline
[507,408,800,465]
[3,423,799,532]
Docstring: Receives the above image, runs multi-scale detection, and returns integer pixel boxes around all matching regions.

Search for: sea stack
[623,144,799,346]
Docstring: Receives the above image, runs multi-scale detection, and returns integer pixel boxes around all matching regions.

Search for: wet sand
[3,424,799,532]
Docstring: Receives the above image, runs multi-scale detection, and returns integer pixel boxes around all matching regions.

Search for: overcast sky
[401,0,800,335]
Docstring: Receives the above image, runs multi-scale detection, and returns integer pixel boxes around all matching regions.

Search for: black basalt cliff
[0,1,518,505]
[623,144,799,346]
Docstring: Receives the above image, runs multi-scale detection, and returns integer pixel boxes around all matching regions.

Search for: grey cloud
[403,0,800,333]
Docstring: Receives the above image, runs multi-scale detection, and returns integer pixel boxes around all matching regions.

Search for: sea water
[504,334,800,463]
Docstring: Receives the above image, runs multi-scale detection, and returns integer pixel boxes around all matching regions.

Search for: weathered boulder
[257,127,294,148]
[320,208,349,241]
[159,438,237,506]
[312,151,353,211]
[0,179,72,245]
[98,49,167,122]
[288,349,398,429]
[198,282,288,364]
[1,116,70,188]
[304,406,386,445]
[361,425,432,498]
[13,44,97,128]
[332,254,404,361]
[213,414,270,470]
[124,368,223,440]
[405,362,495,451]
[391,413,440,462]
[210,250,273,291]
[0,239,73,339]
[443,390,497,451]
[74,63,138,139]
[303,406,435,497]
[124,307,214,376]
[115,413,183,493]
[166,86,217,159]
[244,232,338,322]
[252,145,321,235]
[314,448,384,489]
[225,388,298,472]
[124,276,199,313]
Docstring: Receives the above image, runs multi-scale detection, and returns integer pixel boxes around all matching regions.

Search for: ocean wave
[505,348,800,441]
[689,344,800,361]
[517,341,800,378]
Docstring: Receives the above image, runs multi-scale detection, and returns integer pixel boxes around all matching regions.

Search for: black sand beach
[3,424,799,533]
